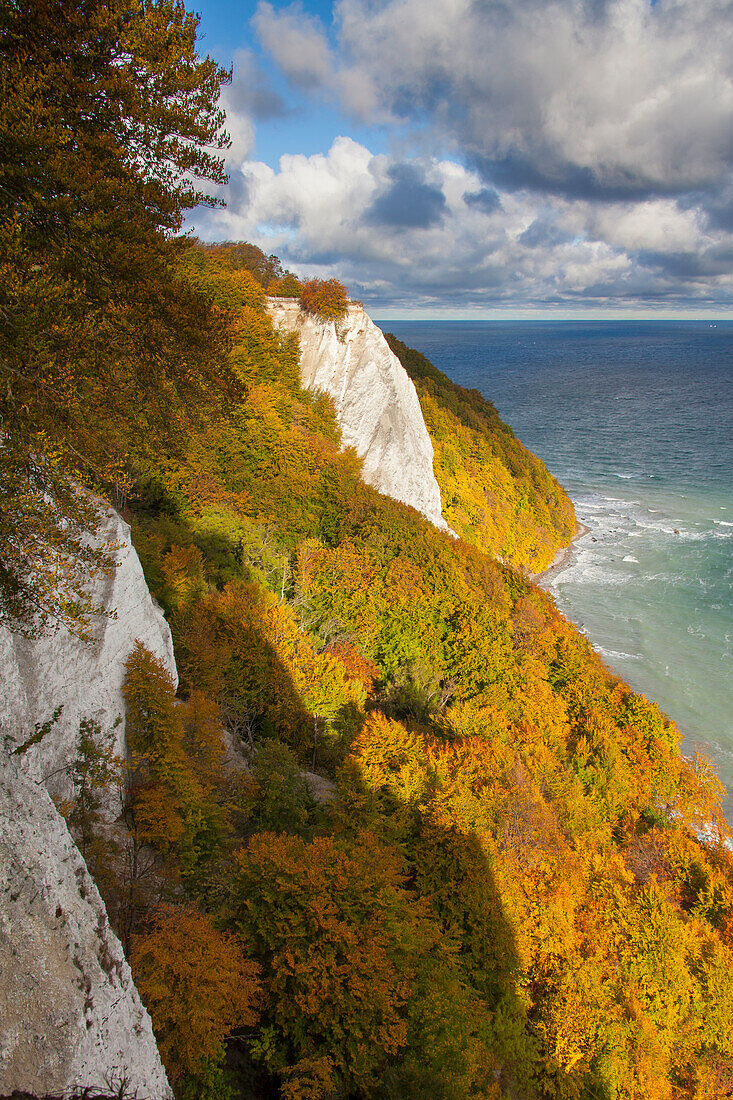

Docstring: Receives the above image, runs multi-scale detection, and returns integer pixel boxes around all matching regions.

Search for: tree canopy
[299,278,349,321]
[0,0,232,633]
[53,243,733,1100]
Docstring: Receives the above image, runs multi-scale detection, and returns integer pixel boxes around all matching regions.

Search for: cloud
[191,136,733,311]
[464,188,502,215]
[519,216,572,250]
[253,2,334,90]
[366,164,447,228]
[231,0,733,309]
[255,0,733,201]
[227,50,290,122]
[217,46,294,167]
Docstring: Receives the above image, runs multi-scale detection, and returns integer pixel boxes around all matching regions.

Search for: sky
[188,0,733,317]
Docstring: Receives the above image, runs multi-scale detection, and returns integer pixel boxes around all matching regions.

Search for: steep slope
[6,240,732,1100]
[386,334,576,573]
[266,298,454,535]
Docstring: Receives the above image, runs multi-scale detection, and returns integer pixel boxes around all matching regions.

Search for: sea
[379,320,733,820]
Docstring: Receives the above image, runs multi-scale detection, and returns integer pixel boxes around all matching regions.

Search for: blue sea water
[379,320,733,819]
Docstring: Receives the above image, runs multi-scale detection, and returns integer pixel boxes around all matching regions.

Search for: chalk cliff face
[0,752,171,1098]
[0,504,177,806]
[0,505,174,1097]
[267,299,454,535]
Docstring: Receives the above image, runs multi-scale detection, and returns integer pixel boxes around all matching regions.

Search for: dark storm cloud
[518,217,572,249]
[636,247,733,279]
[463,187,502,214]
[365,164,447,229]
[479,154,685,204]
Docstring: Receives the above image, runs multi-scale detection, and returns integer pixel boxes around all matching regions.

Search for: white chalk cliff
[0,505,177,805]
[267,298,454,535]
[0,752,171,1098]
[0,504,174,1097]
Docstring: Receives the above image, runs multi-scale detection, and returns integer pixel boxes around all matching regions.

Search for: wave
[597,646,642,663]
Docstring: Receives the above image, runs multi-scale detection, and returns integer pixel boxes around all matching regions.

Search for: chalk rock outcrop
[0,504,177,806]
[0,751,171,1098]
[267,299,454,535]
[0,503,175,1096]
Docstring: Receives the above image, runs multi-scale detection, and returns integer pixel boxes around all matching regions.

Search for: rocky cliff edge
[0,505,177,807]
[0,752,171,1098]
[0,504,174,1098]
[267,299,455,536]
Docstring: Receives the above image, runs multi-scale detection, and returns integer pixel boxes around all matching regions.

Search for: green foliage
[63,716,121,857]
[233,831,429,1095]
[246,739,320,836]
[0,448,117,636]
[194,240,295,288]
[268,273,304,297]
[9,703,63,756]
[386,334,576,573]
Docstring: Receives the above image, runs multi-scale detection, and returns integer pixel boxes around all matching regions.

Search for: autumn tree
[299,278,349,321]
[268,272,303,297]
[232,831,415,1096]
[131,904,261,1089]
[122,640,225,879]
[195,240,284,286]
[0,0,232,633]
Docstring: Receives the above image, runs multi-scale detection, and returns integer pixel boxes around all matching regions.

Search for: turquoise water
[380,321,733,818]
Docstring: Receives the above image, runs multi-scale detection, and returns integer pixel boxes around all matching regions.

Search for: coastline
[531,520,591,585]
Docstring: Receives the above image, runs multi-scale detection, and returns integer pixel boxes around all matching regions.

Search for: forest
[2,2,733,1099]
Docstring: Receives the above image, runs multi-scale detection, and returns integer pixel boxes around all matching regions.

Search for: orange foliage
[299,278,349,321]
[322,641,380,692]
[131,904,261,1082]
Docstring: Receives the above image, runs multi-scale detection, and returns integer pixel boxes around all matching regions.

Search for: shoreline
[530,520,591,585]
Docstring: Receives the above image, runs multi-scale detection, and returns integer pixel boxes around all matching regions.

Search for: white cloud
[589,200,706,253]
[211,0,733,309]
[255,0,733,197]
[195,136,733,308]
[221,89,256,165]
[253,2,335,89]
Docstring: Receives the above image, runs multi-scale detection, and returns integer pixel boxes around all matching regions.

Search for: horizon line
[370,309,733,322]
